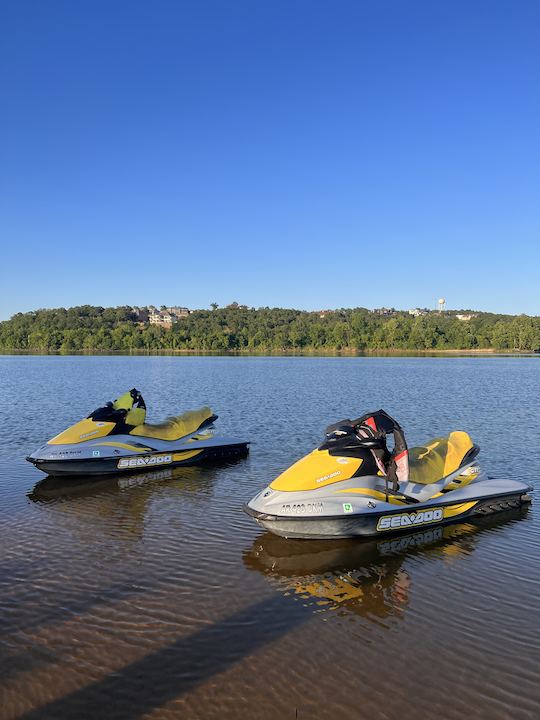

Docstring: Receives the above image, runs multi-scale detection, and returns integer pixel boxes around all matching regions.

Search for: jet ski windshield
[89,388,147,429]
[319,409,409,491]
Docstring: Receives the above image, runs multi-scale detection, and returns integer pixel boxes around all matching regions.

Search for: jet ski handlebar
[319,425,386,452]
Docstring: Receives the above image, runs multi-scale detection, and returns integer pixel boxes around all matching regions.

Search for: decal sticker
[316,470,341,484]
[280,502,324,515]
[343,503,354,513]
[80,430,100,439]
[337,458,350,464]
[117,454,172,469]
[377,508,443,531]
[92,450,100,457]
[460,464,480,476]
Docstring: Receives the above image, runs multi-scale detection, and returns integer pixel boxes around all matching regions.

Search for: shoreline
[1,348,537,358]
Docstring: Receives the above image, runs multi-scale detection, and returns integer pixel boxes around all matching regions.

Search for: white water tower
[438,298,446,313]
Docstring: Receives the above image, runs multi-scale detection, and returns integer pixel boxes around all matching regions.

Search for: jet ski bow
[245,409,531,539]
[27,388,249,476]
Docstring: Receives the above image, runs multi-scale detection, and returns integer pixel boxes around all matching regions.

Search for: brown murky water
[0,356,539,719]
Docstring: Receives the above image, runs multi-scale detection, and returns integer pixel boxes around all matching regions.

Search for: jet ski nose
[27,445,47,462]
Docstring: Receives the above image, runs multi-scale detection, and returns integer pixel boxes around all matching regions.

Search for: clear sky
[1,0,539,319]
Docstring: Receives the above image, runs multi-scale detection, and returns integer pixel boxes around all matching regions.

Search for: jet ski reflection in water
[244,507,529,620]
[27,388,249,477]
[245,409,532,539]
[29,455,245,502]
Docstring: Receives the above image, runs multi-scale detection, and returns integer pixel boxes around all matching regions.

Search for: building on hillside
[149,310,175,328]
[131,306,149,322]
[408,308,429,317]
[148,306,190,328]
[372,307,395,316]
[165,306,190,317]
[226,302,248,310]
[455,313,477,321]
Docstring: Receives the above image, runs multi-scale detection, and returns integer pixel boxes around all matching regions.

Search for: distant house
[408,308,429,317]
[226,302,248,310]
[148,306,190,328]
[131,306,149,322]
[372,307,395,316]
[455,313,477,321]
[149,311,173,328]
[165,306,189,317]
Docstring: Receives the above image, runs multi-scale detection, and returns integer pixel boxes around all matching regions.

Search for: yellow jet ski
[27,388,249,476]
[244,409,531,539]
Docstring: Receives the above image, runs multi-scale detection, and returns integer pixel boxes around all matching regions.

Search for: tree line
[0,305,539,353]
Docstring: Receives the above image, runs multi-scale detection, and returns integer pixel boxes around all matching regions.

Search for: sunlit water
[0,355,539,720]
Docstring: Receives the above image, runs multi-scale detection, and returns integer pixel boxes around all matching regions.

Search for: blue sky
[1,0,539,319]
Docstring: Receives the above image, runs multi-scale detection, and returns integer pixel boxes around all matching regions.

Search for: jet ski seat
[408,431,475,484]
[129,406,215,441]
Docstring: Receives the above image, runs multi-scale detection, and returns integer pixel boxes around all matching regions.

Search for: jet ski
[27,388,249,476]
[245,409,532,539]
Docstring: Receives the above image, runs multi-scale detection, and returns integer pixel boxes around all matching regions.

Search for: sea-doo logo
[316,470,341,484]
[80,430,100,439]
[377,508,443,531]
[117,455,172,469]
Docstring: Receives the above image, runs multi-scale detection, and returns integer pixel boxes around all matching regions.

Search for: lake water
[0,355,539,720]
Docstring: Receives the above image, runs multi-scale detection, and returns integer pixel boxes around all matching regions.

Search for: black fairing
[319,409,408,489]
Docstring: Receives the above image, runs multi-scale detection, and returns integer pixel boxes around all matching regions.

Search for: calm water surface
[0,356,539,720]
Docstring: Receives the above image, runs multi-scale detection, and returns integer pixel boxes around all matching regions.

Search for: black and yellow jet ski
[244,409,531,539]
[27,388,249,477]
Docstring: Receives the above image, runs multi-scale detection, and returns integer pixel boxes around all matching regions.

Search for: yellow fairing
[270,450,362,492]
[113,390,146,425]
[113,391,136,411]
[48,418,115,445]
[442,501,478,518]
[409,431,474,485]
[131,407,213,441]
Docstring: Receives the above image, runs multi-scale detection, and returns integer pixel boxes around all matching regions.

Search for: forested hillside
[0,305,539,352]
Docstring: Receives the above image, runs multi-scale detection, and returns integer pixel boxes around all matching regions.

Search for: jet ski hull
[245,483,532,539]
[27,436,249,477]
